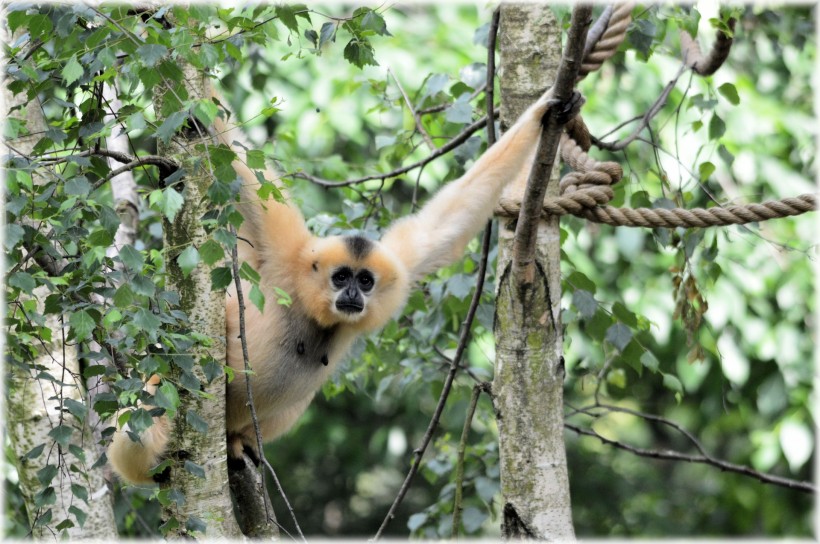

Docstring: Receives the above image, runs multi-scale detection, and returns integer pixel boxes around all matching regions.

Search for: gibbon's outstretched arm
[108,82,574,486]
[381,88,560,281]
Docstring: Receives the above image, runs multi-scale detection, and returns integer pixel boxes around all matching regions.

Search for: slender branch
[511,4,592,289]
[229,227,303,541]
[388,67,435,151]
[373,219,494,540]
[594,64,686,151]
[417,81,487,116]
[564,423,815,493]
[292,112,496,188]
[485,7,501,148]
[451,383,489,537]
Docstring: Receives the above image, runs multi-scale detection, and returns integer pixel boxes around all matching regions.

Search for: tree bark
[492,4,575,540]
[154,62,241,539]
[2,22,118,541]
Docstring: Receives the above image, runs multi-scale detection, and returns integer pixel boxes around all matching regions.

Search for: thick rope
[495,133,817,228]
[680,18,736,76]
[577,2,635,81]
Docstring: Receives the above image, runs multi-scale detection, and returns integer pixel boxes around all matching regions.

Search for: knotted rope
[496,133,817,228]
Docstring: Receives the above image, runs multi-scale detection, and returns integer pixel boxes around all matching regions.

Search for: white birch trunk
[2,23,118,541]
[154,62,241,539]
[492,4,575,540]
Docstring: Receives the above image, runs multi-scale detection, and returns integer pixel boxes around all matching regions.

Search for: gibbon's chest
[251,302,351,406]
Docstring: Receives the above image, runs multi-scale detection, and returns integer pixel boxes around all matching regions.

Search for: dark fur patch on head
[312,261,318,272]
[344,235,373,260]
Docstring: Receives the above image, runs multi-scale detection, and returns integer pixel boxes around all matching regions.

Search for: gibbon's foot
[227,454,249,472]
[242,444,262,466]
[543,90,586,126]
[152,464,171,484]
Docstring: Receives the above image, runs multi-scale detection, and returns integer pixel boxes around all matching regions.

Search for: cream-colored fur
[107,84,559,484]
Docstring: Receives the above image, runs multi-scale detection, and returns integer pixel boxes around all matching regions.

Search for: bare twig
[564,422,815,493]
[292,112,496,188]
[594,64,686,151]
[229,227,302,541]
[417,81,487,116]
[388,67,435,151]
[511,4,592,289]
[373,215,494,540]
[451,383,489,537]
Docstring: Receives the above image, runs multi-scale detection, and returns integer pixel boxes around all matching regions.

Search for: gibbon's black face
[331,265,375,314]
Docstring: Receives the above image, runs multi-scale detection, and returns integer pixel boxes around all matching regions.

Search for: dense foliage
[4,3,814,539]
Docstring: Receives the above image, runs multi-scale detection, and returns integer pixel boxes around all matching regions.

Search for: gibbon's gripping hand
[542,89,585,127]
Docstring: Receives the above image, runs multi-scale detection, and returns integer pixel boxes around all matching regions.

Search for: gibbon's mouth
[336,301,364,314]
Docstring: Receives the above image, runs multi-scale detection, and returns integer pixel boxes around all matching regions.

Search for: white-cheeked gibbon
[107,83,580,484]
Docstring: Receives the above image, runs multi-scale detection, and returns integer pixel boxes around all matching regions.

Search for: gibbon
[107,83,579,484]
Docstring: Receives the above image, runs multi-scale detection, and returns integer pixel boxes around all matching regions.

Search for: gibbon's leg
[107,375,170,485]
[382,88,581,281]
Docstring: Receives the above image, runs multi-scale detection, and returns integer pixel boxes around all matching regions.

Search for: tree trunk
[2,22,118,541]
[154,63,241,539]
[492,4,575,540]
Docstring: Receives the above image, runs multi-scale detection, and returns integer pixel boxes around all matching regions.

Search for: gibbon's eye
[332,268,351,288]
[357,271,374,292]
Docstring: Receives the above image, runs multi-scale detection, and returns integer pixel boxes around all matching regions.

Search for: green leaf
[605,323,632,352]
[133,308,161,333]
[708,113,725,140]
[640,351,659,373]
[211,266,233,290]
[70,484,89,503]
[186,410,209,433]
[48,425,74,448]
[177,246,200,277]
[193,99,218,127]
[136,44,169,67]
[462,506,488,533]
[246,149,265,170]
[238,261,260,283]
[611,302,638,328]
[160,188,185,222]
[37,464,59,486]
[64,176,92,196]
[407,512,428,532]
[88,229,114,248]
[249,284,266,313]
[572,289,597,319]
[201,357,224,384]
[186,516,207,534]
[112,284,136,307]
[662,373,684,393]
[155,382,180,419]
[69,310,95,341]
[361,10,390,36]
[275,5,300,32]
[184,460,206,479]
[119,244,145,272]
[68,505,87,528]
[319,22,336,47]
[9,271,36,294]
[62,54,84,85]
[343,39,378,69]
[199,239,225,266]
[63,398,88,423]
[155,111,188,144]
[717,82,740,105]
[5,223,25,250]
[699,161,716,180]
